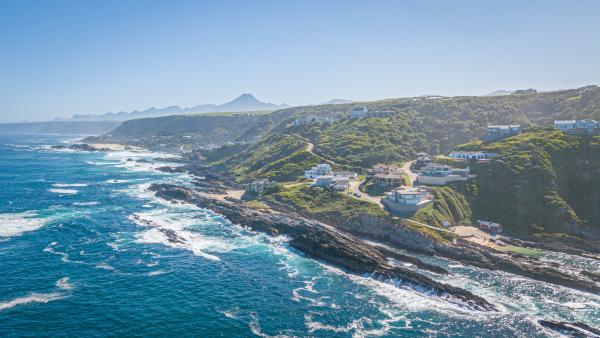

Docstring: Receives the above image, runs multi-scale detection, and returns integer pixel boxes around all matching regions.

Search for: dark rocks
[436,239,600,294]
[539,320,600,337]
[148,183,497,311]
[156,166,187,173]
[158,228,186,244]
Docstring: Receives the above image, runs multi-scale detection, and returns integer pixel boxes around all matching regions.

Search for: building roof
[488,124,520,128]
[374,173,404,179]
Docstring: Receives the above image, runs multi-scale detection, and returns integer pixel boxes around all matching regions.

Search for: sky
[1,0,599,123]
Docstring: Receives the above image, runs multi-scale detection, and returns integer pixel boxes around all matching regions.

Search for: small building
[417,163,472,185]
[367,110,394,118]
[291,115,320,127]
[245,179,275,195]
[448,151,497,161]
[415,152,432,167]
[332,170,358,179]
[485,125,520,141]
[382,186,432,214]
[554,119,599,135]
[371,163,404,175]
[373,173,404,187]
[312,175,335,188]
[304,163,332,179]
[477,220,503,233]
[332,177,350,191]
[350,106,368,119]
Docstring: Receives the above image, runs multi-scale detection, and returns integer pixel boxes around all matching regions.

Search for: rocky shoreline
[149,183,498,311]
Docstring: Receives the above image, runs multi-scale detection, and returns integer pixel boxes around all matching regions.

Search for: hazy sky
[1,0,599,123]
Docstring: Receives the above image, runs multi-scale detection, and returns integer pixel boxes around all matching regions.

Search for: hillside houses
[448,151,497,161]
[304,163,332,179]
[245,179,276,195]
[554,119,599,135]
[350,106,395,119]
[291,115,320,126]
[371,163,405,187]
[485,125,520,141]
[417,163,472,185]
[382,186,432,214]
[306,163,356,191]
[350,107,369,119]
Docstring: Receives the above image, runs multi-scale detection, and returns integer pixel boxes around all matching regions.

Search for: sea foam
[0,277,73,312]
[0,211,48,237]
[48,188,79,195]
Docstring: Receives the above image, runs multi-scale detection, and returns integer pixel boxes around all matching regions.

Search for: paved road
[402,160,417,186]
[348,179,383,205]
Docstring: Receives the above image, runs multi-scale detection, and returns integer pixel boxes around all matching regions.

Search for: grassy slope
[412,186,472,228]
[450,129,600,240]
[213,134,321,182]
[262,184,453,242]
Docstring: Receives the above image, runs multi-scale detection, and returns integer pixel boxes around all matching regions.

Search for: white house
[382,186,432,214]
[554,119,599,135]
[350,107,368,119]
[417,164,472,185]
[304,163,332,179]
[448,151,497,161]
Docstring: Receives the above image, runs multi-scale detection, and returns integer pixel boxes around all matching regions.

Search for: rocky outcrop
[148,183,497,311]
[538,319,600,337]
[266,197,600,294]
[156,166,187,173]
[436,240,600,294]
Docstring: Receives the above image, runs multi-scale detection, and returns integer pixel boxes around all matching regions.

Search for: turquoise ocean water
[0,134,598,337]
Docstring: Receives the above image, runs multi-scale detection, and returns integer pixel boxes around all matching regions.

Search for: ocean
[0,134,598,337]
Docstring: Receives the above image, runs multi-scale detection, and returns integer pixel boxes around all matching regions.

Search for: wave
[0,211,48,237]
[53,183,88,187]
[73,201,99,206]
[48,188,78,195]
[0,277,73,312]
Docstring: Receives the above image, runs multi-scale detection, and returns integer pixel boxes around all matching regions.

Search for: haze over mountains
[61,94,291,122]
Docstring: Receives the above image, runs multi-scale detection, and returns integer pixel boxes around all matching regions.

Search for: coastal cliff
[148,183,497,311]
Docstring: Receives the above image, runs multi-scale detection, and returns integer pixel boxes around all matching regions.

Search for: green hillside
[437,129,600,241]
[210,134,321,182]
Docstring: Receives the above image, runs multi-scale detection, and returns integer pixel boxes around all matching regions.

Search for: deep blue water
[0,134,598,337]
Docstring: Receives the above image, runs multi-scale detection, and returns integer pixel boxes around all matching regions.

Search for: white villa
[417,163,472,185]
[382,186,432,214]
[350,107,368,119]
[554,120,599,135]
[304,163,332,179]
[448,151,497,161]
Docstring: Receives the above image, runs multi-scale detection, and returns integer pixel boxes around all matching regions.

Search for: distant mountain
[322,98,355,105]
[67,94,288,121]
[218,93,287,112]
[485,90,514,96]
